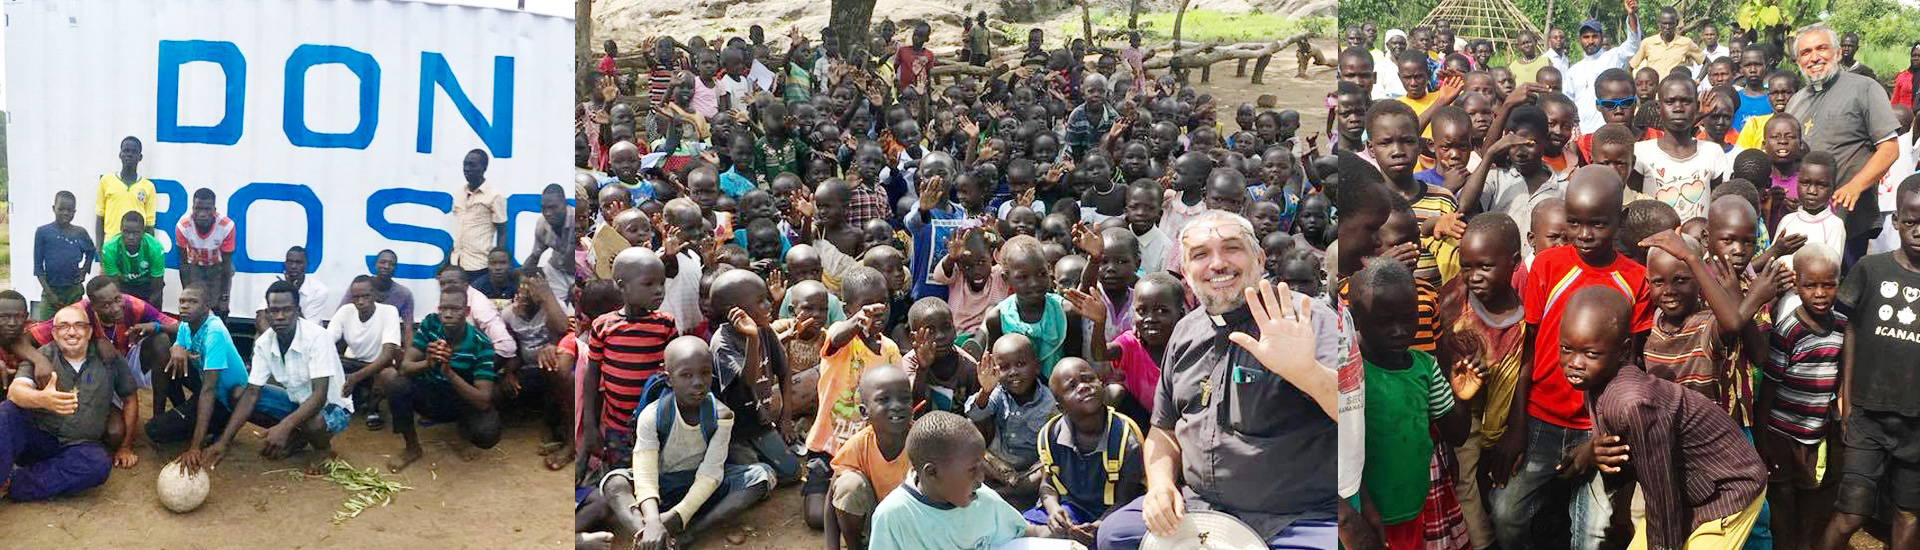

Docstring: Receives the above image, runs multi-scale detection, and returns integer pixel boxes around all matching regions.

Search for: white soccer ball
[157,461,209,513]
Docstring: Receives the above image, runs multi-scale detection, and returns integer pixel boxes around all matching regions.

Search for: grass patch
[1006,9,1332,45]
[1,202,10,276]
[1858,44,1912,85]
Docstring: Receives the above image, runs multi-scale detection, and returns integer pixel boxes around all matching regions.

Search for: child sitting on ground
[1027,357,1145,547]
[707,270,799,482]
[867,411,1054,550]
[826,364,916,550]
[772,280,830,433]
[903,298,979,416]
[985,236,1107,380]
[931,228,1008,354]
[576,336,776,550]
[966,333,1056,509]
[1101,273,1184,426]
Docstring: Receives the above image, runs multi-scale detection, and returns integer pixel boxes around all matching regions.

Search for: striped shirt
[647,67,676,107]
[1643,309,1737,414]
[588,309,677,433]
[1764,310,1847,444]
[1339,276,1441,352]
[1405,175,1461,285]
[1592,364,1765,550]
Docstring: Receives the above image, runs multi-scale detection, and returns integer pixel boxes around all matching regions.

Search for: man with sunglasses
[1569,0,1642,135]
[1,304,138,501]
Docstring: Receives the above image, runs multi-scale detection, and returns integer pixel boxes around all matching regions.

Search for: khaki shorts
[831,470,878,518]
[1627,490,1764,550]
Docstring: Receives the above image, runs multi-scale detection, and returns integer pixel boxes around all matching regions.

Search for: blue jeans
[1488,416,1612,550]
[0,401,112,501]
[1741,427,1773,550]
[1094,495,1338,550]
[253,384,350,434]
[729,428,800,482]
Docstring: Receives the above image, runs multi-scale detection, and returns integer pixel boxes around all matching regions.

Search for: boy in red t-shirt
[895,22,935,98]
[1486,165,1649,550]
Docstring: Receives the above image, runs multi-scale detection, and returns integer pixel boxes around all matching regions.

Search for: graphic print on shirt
[1649,165,1711,219]
[1878,280,1920,342]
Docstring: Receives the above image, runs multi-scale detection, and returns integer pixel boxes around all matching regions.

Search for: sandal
[365,412,385,432]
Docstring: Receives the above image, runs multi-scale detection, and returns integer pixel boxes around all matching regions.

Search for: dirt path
[3,390,572,550]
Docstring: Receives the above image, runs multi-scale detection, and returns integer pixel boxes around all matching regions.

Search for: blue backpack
[648,389,721,445]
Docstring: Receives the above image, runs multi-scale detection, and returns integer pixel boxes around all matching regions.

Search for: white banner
[6,0,574,320]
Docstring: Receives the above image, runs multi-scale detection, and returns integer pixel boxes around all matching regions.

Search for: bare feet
[304,451,339,475]
[387,446,423,473]
[544,446,575,471]
[575,531,613,550]
[538,441,565,456]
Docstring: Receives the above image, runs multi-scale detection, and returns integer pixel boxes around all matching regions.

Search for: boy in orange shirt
[826,364,915,550]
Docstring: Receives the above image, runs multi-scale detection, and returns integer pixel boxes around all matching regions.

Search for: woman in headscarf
[1372,29,1409,100]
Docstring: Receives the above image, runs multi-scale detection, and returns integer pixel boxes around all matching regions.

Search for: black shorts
[1835,408,1920,514]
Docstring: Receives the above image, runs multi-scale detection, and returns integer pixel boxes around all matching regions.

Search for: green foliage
[1335,0,1436,36]
[1827,0,1920,49]
[1857,44,1914,82]
[1734,0,1827,32]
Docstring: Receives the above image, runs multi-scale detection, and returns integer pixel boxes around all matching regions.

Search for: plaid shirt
[847,181,892,228]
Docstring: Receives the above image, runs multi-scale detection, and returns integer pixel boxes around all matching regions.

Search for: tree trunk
[1128,0,1140,30]
[1171,0,1191,84]
[577,0,593,98]
[1545,0,1556,32]
[829,0,879,60]
[1080,1,1094,45]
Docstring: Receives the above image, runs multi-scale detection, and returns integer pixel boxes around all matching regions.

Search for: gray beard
[1806,68,1839,92]
[1196,286,1250,315]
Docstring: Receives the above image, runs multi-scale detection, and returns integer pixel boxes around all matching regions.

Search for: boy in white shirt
[328,275,403,430]
[1774,151,1848,258]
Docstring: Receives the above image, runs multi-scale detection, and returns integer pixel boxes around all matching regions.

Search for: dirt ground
[1,389,572,550]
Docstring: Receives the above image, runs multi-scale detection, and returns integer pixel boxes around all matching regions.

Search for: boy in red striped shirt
[581,247,676,473]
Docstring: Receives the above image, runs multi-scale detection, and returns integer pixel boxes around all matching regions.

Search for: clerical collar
[1209,303,1254,327]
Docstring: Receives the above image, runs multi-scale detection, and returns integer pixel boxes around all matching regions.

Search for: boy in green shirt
[1354,256,1469,545]
[101,211,166,306]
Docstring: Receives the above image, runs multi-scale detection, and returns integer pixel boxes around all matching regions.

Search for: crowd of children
[1335,10,1920,550]
[570,14,1339,550]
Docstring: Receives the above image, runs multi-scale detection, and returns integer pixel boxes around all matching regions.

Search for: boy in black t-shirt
[1824,174,1920,549]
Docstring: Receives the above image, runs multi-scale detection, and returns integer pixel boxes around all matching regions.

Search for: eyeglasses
[51,322,89,333]
[1596,97,1636,110]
